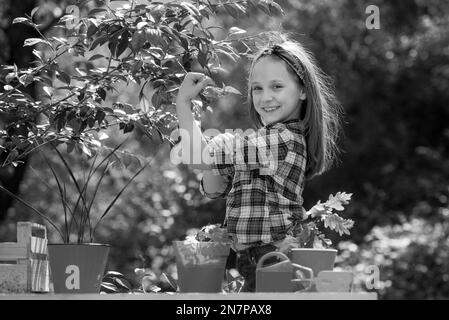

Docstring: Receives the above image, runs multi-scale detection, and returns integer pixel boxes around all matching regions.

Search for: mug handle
[256,251,289,269]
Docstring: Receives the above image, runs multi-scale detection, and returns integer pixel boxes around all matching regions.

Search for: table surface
[0,292,377,300]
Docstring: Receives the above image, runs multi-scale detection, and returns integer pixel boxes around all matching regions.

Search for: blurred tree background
[1,0,448,299]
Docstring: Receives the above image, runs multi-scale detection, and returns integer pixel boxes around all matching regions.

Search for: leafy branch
[1,0,284,168]
[279,192,355,251]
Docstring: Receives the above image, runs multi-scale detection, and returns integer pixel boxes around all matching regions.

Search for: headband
[261,44,306,84]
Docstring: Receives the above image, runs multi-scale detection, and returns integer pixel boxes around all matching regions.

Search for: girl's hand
[176,72,215,105]
[208,133,235,155]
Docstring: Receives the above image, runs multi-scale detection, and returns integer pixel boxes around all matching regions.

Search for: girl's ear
[299,88,307,100]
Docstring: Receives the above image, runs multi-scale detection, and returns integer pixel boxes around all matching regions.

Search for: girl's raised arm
[175,72,214,170]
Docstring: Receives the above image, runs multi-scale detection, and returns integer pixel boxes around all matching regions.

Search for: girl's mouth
[262,106,280,112]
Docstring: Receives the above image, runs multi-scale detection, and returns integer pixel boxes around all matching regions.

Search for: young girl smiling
[174,35,342,292]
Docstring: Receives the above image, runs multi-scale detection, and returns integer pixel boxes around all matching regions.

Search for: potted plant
[279,192,354,277]
[173,224,232,293]
[0,142,149,293]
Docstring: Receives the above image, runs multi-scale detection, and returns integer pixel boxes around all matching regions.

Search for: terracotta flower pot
[173,241,230,293]
[47,243,109,293]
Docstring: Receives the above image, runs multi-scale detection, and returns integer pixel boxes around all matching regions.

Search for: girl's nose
[261,90,274,103]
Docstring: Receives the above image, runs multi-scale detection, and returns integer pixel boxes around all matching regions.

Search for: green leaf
[246,0,259,12]
[114,278,132,291]
[88,8,108,17]
[88,54,105,61]
[97,88,107,101]
[56,71,71,85]
[223,3,240,19]
[161,273,178,291]
[233,3,247,15]
[17,74,33,87]
[24,38,51,47]
[335,192,353,204]
[81,143,93,157]
[124,122,134,133]
[268,1,285,16]
[131,31,146,52]
[306,202,321,216]
[116,31,130,57]
[131,60,143,75]
[5,72,16,83]
[90,35,108,50]
[13,17,29,24]
[322,213,354,236]
[31,7,40,19]
[215,48,238,62]
[87,23,98,38]
[87,117,95,128]
[32,49,43,61]
[95,110,106,125]
[145,28,162,46]
[42,86,53,97]
[197,50,209,68]
[325,192,352,211]
[59,14,78,23]
[105,271,124,277]
[257,1,271,15]
[114,109,127,116]
[180,1,201,19]
[224,86,242,95]
[100,282,118,293]
[98,132,109,140]
[137,21,148,30]
[228,26,246,37]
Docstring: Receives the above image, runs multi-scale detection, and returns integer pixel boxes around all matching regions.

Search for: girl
[175,35,342,292]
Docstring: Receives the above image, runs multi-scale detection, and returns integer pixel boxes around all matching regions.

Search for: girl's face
[251,57,306,126]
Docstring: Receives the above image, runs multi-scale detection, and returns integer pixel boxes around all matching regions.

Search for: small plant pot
[173,241,230,293]
[47,243,110,293]
[288,248,337,277]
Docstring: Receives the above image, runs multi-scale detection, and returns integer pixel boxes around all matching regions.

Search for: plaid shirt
[200,119,307,246]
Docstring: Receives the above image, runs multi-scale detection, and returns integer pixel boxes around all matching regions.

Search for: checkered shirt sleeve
[208,124,295,175]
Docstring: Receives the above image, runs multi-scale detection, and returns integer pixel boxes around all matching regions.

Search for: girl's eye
[253,87,262,91]
[274,84,283,89]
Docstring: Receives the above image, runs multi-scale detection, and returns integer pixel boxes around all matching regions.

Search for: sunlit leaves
[12,17,29,24]
[56,71,71,85]
[228,26,247,37]
[326,192,353,211]
[300,192,355,247]
[1,0,285,168]
[87,8,108,17]
[24,38,52,48]
[323,213,354,236]
[131,30,146,52]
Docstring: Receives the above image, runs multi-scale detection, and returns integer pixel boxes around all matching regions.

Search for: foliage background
[1,0,448,299]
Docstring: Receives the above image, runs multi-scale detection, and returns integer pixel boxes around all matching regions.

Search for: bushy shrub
[336,215,449,299]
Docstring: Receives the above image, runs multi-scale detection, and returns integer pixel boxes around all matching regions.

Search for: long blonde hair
[247,34,343,179]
